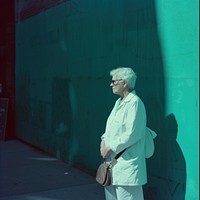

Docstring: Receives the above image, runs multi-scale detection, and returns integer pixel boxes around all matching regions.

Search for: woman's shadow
[144,113,186,200]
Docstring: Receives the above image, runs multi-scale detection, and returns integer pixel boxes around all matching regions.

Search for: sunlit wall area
[154,1,199,200]
[15,0,199,200]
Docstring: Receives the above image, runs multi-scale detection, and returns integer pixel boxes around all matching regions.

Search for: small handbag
[96,149,126,186]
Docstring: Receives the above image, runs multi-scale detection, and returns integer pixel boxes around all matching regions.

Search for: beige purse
[96,149,126,186]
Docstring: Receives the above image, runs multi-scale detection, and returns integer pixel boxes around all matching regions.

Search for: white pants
[104,185,144,200]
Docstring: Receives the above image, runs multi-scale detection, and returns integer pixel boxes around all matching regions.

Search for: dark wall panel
[0,0,15,140]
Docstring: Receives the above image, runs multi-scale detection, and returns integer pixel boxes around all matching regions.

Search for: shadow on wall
[52,78,72,161]
[144,114,186,200]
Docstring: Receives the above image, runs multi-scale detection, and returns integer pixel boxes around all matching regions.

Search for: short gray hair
[110,67,137,91]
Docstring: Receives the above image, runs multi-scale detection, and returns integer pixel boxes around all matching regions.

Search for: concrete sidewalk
[0,140,105,200]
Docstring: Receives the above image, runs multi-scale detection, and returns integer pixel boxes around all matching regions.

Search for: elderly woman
[100,67,147,200]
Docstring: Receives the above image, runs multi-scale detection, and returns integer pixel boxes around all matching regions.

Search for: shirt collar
[123,90,136,102]
[116,90,136,105]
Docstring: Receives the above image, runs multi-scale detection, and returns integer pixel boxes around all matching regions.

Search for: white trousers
[104,185,144,200]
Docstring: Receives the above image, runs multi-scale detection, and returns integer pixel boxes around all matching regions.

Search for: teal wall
[155,1,199,200]
[15,1,199,199]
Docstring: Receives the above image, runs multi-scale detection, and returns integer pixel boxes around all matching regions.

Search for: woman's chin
[112,90,119,95]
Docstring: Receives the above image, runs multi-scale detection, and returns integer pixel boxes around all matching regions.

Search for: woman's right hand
[100,140,112,158]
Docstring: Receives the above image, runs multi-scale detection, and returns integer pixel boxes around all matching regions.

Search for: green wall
[15,1,199,199]
[155,1,199,200]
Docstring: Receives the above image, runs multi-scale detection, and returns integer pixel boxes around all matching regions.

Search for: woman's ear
[123,81,128,89]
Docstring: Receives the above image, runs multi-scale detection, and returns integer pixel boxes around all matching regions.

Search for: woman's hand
[100,140,112,158]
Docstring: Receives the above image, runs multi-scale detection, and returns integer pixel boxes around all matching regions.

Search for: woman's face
[110,75,125,96]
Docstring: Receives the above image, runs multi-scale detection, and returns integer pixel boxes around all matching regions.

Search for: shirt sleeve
[101,133,105,140]
[100,100,119,141]
[108,99,146,154]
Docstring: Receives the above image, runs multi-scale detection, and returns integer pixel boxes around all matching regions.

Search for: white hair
[110,67,137,91]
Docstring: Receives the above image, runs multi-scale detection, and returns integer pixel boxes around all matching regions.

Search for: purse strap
[109,148,127,168]
[114,148,127,159]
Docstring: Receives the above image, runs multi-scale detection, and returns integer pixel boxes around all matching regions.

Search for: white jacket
[101,91,147,186]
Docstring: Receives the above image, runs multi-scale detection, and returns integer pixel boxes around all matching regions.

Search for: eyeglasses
[111,79,123,85]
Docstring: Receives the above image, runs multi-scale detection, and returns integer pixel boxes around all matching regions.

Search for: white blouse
[101,91,147,185]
